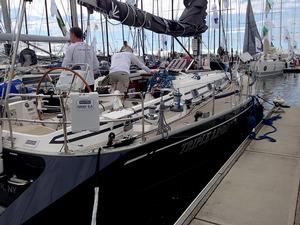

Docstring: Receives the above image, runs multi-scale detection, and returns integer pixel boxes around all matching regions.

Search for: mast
[105,16,109,59]
[100,14,105,56]
[279,0,282,49]
[157,0,160,57]
[122,25,125,42]
[86,8,92,44]
[293,0,296,41]
[151,0,154,56]
[0,0,11,33]
[4,0,28,148]
[24,5,29,48]
[171,0,174,58]
[140,0,145,60]
[44,0,52,55]
[218,0,221,48]
[236,0,239,53]
[207,0,210,55]
[24,6,28,35]
[70,0,78,27]
[213,0,216,54]
[80,5,83,30]
[230,0,233,56]
[225,0,228,52]
[137,30,141,56]
[247,0,249,52]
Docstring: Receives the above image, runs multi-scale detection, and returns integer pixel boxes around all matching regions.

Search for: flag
[211,3,219,29]
[56,9,67,36]
[265,0,272,14]
[262,19,272,38]
[50,0,57,17]
[255,36,262,53]
[51,0,67,36]
[262,25,269,38]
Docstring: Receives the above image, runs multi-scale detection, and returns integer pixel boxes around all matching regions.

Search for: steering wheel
[35,67,92,120]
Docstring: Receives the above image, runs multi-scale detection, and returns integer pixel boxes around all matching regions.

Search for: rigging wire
[38,3,45,36]
[9,0,22,58]
[1,0,22,102]
[59,0,71,29]
[236,0,239,54]
[230,0,233,54]
[208,0,211,54]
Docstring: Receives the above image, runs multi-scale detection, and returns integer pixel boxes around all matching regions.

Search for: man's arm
[92,51,99,74]
[128,46,133,53]
[61,45,73,67]
[130,54,151,73]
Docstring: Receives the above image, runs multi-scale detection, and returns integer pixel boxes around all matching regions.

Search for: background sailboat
[244,0,285,77]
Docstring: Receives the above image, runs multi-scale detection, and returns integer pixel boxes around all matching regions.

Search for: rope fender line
[249,114,282,142]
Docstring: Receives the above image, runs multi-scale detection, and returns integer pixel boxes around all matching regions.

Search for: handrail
[7,92,150,98]
[3,81,225,147]
[0,115,144,125]
[137,92,146,143]
[59,95,69,153]
[214,90,240,99]
[1,91,147,145]
[212,82,215,116]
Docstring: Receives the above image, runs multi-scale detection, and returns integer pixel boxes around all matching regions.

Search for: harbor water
[256,73,300,108]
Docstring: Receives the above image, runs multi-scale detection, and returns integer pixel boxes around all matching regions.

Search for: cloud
[3,0,300,55]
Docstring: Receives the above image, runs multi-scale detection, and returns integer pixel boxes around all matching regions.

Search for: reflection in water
[256,74,300,108]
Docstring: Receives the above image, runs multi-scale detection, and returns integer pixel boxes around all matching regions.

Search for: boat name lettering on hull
[0,183,17,194]
[180,120,235,154]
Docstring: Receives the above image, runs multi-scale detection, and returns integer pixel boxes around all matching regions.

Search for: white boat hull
[250,60,285,77]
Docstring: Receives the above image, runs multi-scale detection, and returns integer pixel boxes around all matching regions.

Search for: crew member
[120,41,133,53]
[109,49,152,93]
[62,27,99,92]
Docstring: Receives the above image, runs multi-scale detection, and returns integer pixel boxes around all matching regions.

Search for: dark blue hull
[0,97,263,225]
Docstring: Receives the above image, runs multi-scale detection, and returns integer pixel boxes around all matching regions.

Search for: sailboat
[0,0,263,224]
[243,0,285,77]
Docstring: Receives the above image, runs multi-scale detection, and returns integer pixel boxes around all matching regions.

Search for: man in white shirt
[62,27,99,92]
[109,49,152,93]
[120,41,133,53]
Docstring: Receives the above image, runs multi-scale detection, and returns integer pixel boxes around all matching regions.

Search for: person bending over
[109,49,151,93]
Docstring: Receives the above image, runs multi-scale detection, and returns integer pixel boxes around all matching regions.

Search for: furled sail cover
[78,0,208,37]
[243,0,262,55]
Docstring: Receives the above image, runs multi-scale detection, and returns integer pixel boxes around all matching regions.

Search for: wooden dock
[175,107,300,225]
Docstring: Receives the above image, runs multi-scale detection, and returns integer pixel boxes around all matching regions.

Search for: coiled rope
[249,114,282,142]
[157,97,171,139]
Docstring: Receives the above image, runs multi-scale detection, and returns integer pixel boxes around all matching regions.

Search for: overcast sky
[2,0,299,55]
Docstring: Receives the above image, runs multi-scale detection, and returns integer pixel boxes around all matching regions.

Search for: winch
[171,88,183,112]
[146,105,158,120]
